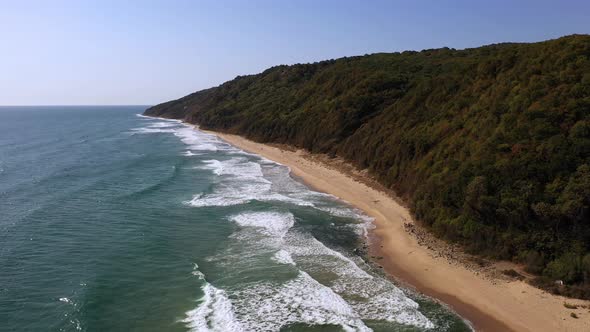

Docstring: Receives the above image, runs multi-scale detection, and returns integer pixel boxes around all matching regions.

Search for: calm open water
[0,106,470,331]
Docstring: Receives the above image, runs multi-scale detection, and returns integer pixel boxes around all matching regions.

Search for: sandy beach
[205,128,590,332]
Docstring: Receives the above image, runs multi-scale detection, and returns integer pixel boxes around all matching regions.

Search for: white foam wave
[184,265,374,331]
[348,283,433,328]
[135,113,154,119]
[317,206,373,222]
[286,232,372,280]
[231,271,370,331]
[183,283,244,332]
[230,212,294,239]
[186,184,288,207]
[188,157,316,208]
[213,209,433,329]
[135,114,182,123]
[144,121,178,128]
[131,116,184,133]
[130,127,177,134]
[200,158,267,180]
[191,263,205,280]
[272,249,295,265]
[135,121,377,225]
[187,192,246,207]
[191,155,372,222]
[173,126,234,152]
[199,216,433,329]
[187,186,314,208]
[284,232,434,328]
[131,117,232,153]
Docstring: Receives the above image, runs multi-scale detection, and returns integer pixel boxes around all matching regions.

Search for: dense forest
[145,35,590,298]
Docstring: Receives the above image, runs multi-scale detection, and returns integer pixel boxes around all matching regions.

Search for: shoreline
[200,127,590,332]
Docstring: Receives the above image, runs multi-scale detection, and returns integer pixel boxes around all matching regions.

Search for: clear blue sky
[1,0,588,105]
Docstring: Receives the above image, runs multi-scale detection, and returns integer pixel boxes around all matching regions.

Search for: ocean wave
[204,211,296,267]
[184,263,369,331]
[135,114,182,123]
[210,210,434,329]
[187,157,322,208]
[129,120,180,133]
[272,249,295,265]
[314,206,375,239]
[138,117,434,329]
[190,154,376,231]
[199,158,267,180]
[230,211,294,239]
[147,121,178,128]
[183,283,244,332]
[131,117,232,153]
[183,150,201,157]
[173,127,225,152]
[136,119,379,227]
[183,264,244,332]
[186,186,315,208]
[191,263,205,280]
[231,271,371,332]
[316,206,374,223]
[129,127,178,134]
[286,231,372,280]
[284,232,434,329]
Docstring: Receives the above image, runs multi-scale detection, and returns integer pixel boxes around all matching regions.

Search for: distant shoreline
[193,125,590,332]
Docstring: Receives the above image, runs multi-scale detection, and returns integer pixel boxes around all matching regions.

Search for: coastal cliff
[145,34,590,297]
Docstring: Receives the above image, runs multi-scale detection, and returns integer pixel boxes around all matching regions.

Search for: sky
[0,0,588,106]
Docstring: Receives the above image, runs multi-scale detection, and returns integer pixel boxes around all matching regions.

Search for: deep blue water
[0,106,470,331]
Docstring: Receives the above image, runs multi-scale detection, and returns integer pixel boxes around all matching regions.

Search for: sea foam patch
[190,153,377,228]
[230,211,294,239]
[183,150,201,156]
[231,271,371,332]
[206,210,434,330]
[200,158,267,180]
[137,117,379,224]
[173,127,225,152]
[147,121,178,128]
[183,265,244,332]
[272,249,295,265]
[183,283,244,332]
[284,232,434,329]
[187,157,315,207]
[225,211,433,328]
[132,116,233,153]
[130,127,177,134]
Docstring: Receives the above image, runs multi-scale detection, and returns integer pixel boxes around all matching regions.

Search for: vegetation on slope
[146,35,590,297]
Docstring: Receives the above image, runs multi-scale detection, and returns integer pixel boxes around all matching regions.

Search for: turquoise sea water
[0,106,470,332]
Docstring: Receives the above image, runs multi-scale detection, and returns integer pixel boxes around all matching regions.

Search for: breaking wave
[139,115,438,331]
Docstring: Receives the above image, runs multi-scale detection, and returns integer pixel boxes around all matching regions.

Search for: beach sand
[205,128,590,332]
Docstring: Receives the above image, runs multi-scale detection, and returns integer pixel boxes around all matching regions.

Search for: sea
[0,106,471,332]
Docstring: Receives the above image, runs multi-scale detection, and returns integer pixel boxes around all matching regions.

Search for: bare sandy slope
[205,128,590,332]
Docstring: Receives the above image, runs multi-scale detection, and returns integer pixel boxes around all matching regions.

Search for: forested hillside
[145,35,590,297]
